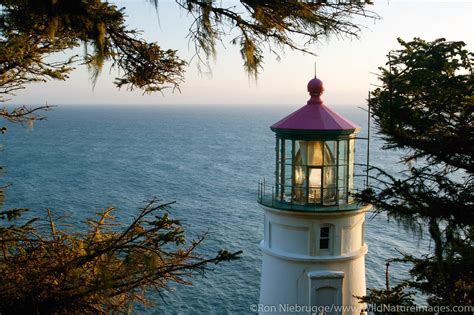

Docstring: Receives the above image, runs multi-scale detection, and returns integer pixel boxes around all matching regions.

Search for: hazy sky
[10,0,474,107]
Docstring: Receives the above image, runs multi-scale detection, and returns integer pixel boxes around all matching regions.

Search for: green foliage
[173,0,377,78]
[0,0,187,98]
[0,199,241,314]
[359,283,416,315]
[0,0,377,97]
[357,263,416,315]
[369,38,473,172]
[356,38,473,307]
[393,244,473,306]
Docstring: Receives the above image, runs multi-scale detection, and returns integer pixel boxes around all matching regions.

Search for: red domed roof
[271,78,359,132]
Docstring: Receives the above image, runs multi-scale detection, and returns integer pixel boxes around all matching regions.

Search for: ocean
[0,105,430,314]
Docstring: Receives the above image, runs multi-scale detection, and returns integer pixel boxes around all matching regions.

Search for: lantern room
[258,77,361,211]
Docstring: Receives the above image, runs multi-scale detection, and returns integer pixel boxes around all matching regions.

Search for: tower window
[320,227,330,250]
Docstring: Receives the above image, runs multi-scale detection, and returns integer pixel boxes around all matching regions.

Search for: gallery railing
[257,177,368,212]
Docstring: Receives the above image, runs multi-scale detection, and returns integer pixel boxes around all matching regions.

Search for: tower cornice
[260,241,368,263]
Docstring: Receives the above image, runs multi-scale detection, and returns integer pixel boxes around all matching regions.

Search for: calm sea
[1,105,430,314]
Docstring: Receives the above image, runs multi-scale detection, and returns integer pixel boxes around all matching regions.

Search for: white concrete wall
[259,205,370,315]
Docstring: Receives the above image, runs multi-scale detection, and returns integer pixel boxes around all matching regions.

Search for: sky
[9,0,474,107]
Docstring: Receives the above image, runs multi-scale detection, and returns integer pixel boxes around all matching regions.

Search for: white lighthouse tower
[257,77,370,315]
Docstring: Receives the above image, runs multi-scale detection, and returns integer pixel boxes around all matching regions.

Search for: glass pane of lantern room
[278,165,284,202]
[323,166,337,205]
[280,138,293,201]
[324,141,336,166]
[284,162,293,202]
[279,138,285,162]
[295,141,307,166]
[278,138,286,201]
[338,165,347,204]
[275,137,280,198]
[293,165,306,204]
[293,185,306,204]
[338,140,347,165]
[348,139,355,203]
[285,156,292,184]
[307,141,323,166]
[285,139,293,164]
[293,141,307,204]
[308,168,321,203]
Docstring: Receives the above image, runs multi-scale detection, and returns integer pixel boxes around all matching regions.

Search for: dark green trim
[275,137,279,199]
[271,128,356,140]
[336,140,340,204]
[291,140,295,200]
[258,194,365,213]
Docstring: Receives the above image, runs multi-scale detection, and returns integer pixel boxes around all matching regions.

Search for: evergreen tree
[357,38,473,307]
[0,199,241,314]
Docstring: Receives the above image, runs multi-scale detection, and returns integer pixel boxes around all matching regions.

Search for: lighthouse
[257,77,370,314]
